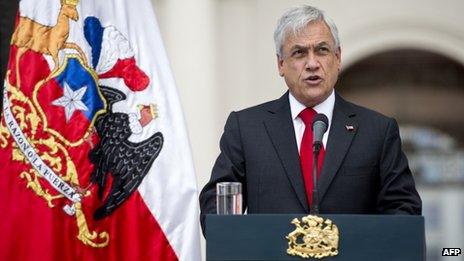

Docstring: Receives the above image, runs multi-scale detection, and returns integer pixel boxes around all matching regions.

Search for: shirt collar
[289,90,335,121]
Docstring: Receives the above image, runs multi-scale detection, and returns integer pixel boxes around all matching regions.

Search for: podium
[206,214,425,260]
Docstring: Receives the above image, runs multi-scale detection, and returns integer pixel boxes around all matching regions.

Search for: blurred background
[2,0,464,260]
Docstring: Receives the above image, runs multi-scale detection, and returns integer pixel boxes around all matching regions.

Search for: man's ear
[277,54,284,77]
[336,47,342,72]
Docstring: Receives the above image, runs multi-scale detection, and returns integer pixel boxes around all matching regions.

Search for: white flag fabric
[0,0,201,260]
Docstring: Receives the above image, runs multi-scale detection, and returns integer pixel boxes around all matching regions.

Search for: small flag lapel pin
[345,125,355,131]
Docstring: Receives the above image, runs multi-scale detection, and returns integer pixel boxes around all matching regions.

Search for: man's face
[277,20,341,107]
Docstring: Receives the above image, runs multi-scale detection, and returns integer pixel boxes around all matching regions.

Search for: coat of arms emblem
[286,215,339,259]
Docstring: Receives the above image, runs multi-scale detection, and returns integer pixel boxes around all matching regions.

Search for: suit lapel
[318,93,358,202]
[263,92,309,212]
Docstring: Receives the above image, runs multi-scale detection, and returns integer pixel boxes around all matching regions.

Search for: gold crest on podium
[286,215,339,259]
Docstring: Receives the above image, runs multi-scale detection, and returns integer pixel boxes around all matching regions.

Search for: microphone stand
[310,142,322,215]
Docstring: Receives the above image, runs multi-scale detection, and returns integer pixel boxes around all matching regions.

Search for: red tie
[299,108,325,208]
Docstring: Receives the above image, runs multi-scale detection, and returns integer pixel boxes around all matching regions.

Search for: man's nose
[305,53,320,71]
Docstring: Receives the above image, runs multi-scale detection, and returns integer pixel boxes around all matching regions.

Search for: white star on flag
[52,83,89,122]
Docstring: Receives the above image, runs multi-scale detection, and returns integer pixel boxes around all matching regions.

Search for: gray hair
[274,5,340,58]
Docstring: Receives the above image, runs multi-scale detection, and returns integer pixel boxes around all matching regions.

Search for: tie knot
[298,107,316,126]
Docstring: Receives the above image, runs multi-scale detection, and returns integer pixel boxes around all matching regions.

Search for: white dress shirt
[289,90,335,154]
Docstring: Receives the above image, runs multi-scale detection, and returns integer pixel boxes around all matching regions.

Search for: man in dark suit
[199,5,421,232]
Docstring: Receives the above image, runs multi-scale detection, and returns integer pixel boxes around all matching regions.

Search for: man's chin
[298,96,325,107]
[301,91,331,107]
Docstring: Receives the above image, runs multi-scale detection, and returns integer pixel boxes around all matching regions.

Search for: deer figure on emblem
[10,0,88,88]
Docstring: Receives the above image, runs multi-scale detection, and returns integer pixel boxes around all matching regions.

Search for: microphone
[312,113,329,153]
[310,113,328,214]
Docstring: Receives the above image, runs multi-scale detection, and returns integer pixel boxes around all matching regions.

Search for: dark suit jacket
[199,91,421,232]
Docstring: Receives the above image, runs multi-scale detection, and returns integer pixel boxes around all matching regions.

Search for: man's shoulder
[237,99,280,113]
[233,94,287,118]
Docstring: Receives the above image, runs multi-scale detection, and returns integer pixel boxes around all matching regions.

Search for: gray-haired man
[199,5,421,233]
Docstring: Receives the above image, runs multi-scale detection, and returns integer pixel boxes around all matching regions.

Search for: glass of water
[216,182,242,215]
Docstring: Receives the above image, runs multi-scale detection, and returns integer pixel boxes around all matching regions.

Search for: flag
[0,0,201,260]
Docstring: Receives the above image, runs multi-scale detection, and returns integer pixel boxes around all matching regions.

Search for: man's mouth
[304,75,323,85]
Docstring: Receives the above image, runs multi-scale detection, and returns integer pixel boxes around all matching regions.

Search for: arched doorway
[337,49,464,261]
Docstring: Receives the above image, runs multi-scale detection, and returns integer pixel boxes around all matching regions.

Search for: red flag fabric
[0,0,201,260]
